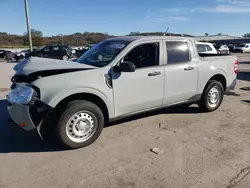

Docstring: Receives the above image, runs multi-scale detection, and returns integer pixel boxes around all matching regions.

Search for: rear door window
[197,44,207,53]
[166,41,190,64]
[52,46,60,51]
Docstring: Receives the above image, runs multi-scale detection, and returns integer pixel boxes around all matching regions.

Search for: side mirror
[114,61,135,73]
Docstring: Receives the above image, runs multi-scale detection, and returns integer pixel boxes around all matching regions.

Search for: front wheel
[62,55,69,60]
[56,100,104,149]
[199,80,224,112]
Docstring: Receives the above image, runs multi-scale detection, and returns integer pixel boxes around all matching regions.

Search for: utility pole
[60,34,64,45]
[24,0,33,51]
[163,27,170,36]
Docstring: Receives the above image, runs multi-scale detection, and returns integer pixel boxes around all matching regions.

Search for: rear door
[111,41,165,116]
[163,40,198,105]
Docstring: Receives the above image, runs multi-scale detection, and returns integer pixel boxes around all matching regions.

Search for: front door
[163,41,198,105]
[41,46,52,58]
[111,42,165,116]
[50,46,61,59]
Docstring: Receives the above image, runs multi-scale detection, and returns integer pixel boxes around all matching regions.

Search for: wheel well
[209,74,227,91]
[55,93,109,123]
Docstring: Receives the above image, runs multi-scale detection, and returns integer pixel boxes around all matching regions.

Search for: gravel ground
[0,54,250,188]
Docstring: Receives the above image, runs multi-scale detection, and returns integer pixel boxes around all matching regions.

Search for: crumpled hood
[14,57,96,75]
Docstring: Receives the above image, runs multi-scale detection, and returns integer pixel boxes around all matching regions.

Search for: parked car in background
[27,45,74,60]
[8,36,238,149]
[196,42,217,54]
[13,50,31,61]
[76,48,89,58]
[214,44,230,54]
[233,43,250,53]
[75,44,95,58]
[228,44,235,53]
[0,50,14,62]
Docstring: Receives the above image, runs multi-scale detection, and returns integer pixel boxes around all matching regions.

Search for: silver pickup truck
[7,36,238,149]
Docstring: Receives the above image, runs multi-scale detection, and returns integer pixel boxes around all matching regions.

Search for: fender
[42,87,114,118]
[197,68,228,94]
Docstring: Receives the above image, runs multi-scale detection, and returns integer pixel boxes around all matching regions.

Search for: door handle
[184,66,194,71]
[148,71,161,76]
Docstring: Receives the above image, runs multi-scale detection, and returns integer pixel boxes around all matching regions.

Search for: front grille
[12,75,34,83]
[234,49,242,52]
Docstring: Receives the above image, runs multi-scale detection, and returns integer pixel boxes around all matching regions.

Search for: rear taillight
[234,60,239,74]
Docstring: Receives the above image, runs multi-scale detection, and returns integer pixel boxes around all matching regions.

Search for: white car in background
[196,42,217,54]
[214,44,230,54]
[233,43,250,53]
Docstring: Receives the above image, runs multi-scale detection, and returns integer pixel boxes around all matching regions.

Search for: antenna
[163,27,169,36]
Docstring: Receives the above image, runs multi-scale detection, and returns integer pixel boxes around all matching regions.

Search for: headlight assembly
[13,58,29,73]
[8,84,34,105]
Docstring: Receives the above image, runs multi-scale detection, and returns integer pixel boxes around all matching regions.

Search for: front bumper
[7,85,53,132]
[234,49,243,53]
[7,102,36,131]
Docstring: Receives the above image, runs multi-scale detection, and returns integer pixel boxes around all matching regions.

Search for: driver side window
[43,46,51,52]
[123,43,159,69]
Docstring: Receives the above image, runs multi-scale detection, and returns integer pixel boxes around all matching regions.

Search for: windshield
[76,40,130,67]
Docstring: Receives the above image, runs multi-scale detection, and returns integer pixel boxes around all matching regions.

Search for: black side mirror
[114,61,135,73]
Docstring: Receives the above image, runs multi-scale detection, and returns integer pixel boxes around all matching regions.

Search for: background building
[193,34,250,44]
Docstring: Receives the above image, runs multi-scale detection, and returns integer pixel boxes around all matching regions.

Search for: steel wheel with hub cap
[199,80,224,112]
[62,55,69,61]
[56,100,104,149]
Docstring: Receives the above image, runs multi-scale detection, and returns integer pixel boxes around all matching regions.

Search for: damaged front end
[8,75,53,139]
[8,57,96,139]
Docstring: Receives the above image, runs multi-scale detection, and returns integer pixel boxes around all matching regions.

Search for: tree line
[0,30,195,47]
[1,29,250,47]
[0,30,111,47]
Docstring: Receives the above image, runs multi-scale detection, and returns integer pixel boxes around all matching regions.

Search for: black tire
[199,80,224,112]
[56,100,104,149]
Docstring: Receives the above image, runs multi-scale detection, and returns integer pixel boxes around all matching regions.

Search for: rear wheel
[56,100,104,149]
[199,80,224,112]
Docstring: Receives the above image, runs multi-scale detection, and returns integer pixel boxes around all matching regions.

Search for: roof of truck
[106,36,193,42]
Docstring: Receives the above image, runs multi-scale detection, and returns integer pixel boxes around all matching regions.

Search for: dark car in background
[28,45,74,60]
[228,44,235,53]
[0,50,14,62]
[75,44,95,58]
[13,49,31,61]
